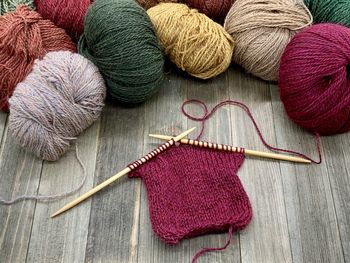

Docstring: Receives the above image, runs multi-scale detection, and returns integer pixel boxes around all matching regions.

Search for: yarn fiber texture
[34,0,92,40]
[129,144,252,244]
[304,0,350,27]
[137,0,178,10]
[0,5,76,112]
[148,3,234,79]
[79,0,165,104]
[279,23,350,135]
[137,0,235,23]
[9,51,106,161]
[224,0,312,81]
[181,0,235,23]
[0,0,34,15]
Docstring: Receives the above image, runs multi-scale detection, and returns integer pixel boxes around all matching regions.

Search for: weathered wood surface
[0,67,349,263]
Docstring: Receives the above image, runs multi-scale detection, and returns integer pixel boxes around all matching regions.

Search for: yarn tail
[182,99,322,164]
[0,144,87,205]
[191,225,234,263]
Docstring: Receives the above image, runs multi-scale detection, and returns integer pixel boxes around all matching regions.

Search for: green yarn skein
[304,0,350,27]
[0,0,34,15]
[78,0,165,104]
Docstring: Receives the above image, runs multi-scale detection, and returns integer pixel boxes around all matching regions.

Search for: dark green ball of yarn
[304,0,350,27]
[78,0,165,104]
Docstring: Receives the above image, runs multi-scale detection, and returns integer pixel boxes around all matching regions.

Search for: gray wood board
[0,67,349,263]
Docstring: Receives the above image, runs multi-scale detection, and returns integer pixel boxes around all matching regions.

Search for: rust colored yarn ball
[0,5,76,112]
[34,0,92,40]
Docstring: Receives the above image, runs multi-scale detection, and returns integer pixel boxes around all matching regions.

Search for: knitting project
[129,144,252,244]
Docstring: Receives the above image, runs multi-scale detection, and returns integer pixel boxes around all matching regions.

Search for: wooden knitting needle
[149,134,311,164]
[51,127,196,218]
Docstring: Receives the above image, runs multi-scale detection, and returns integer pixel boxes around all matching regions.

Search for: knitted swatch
[129,144,252,245]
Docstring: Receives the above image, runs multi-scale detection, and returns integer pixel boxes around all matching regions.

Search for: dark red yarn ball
[279,23,350,135]
[34,0,92,40]
[182,0,235,23]
[136,0,234,23]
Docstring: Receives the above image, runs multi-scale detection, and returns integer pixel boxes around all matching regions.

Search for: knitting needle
[51,127,196,218]
[149,134,311,164]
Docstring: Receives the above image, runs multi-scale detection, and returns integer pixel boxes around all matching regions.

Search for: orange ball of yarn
[0,5,76,112]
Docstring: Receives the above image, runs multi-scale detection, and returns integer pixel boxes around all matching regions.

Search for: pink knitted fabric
[129,144,252,244]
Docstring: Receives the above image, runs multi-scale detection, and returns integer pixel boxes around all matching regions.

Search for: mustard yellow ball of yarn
[147,3,234,79]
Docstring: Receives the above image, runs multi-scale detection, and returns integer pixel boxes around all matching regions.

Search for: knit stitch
[129,144,252,244]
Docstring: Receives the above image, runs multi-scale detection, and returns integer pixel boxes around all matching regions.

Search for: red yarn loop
[182,99,322,164]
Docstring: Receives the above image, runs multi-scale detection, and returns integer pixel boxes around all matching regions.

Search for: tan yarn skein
[224,0,312,81]
[148,3,234,79]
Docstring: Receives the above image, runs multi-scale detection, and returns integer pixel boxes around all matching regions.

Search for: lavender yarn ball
[9,51,106,161]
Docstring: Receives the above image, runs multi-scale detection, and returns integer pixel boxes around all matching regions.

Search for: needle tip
[50,210,61,218]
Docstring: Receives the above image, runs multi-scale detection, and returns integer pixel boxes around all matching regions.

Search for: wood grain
[25,120,101,262]
[227,67,292,263]
[185,69,242,263]
[84,102,144,263]
[0,112,6,144]
[322,134,350,262]
[136,71,191,263]
[270,85,345,263]
[0,125,42,263]
[0,66,349,263]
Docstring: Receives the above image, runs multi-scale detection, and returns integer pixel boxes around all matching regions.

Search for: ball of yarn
[79,0,165,104]
[0,0,34,15]
[148,3,234,79]
[137,0,234,23]
[224,0,312,81]
[34,0,92,39]
[0,5,76,112]
[137,0,179,10]
[279,23,350,135]
[181,0,235,23]
[304,0,350,27]
[9,51,106,161]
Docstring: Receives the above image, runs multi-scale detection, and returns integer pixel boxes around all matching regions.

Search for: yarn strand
[191,225,234,263]
[0,144,87,205]
[182,99,322,164]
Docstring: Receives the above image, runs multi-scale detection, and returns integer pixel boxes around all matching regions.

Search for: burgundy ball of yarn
[34,0,92,39]
[137,0,234,22]
[279,23,350,135]
[182,0,235,22]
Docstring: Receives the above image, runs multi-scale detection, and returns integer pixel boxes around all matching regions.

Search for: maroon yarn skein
[137,0,234,23]
[34,0,92,40]
[182,0,235,22]
[279,23,350,135]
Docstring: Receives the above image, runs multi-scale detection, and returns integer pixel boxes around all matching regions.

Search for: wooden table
[0,65,349,263]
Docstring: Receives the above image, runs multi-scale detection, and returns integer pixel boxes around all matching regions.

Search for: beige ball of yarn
[148,3,234,79]
[224,0,312,81]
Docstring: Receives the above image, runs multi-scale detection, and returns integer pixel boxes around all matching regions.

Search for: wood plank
[322,135,350,262]
[227,67,292,263]
[0,112,6,144]
[186,70,241,263]
[136,71,191,263]
[270,85,344,263]
[0,125,43,263]
[25,119,101,262]
[84,102,144,263]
